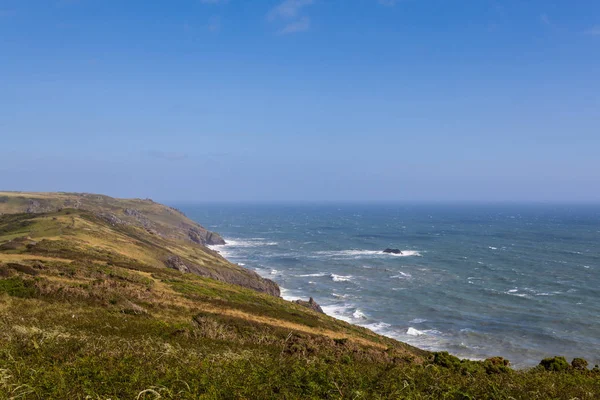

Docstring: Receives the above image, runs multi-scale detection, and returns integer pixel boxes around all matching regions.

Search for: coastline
[207,238,459,362]
[204,226,597,369]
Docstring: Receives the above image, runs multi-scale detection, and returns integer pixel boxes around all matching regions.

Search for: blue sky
[1,0,599,202]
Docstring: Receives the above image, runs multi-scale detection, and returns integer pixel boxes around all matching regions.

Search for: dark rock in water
[383,248,403,255]
[294,297,324,314]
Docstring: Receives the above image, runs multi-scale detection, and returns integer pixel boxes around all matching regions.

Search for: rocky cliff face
[188,227,226,246]
[165,255,279,296]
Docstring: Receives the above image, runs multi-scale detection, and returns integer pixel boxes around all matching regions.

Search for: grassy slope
[0,191,224,245]
[0,192,279,295]
[0,198,598,398]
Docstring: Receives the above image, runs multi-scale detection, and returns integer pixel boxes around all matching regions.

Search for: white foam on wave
[352,309,367,320]
[409,318,427,324]
[363,322,391,331]
[407,327,426,336]
[330,274,353,282]
[296,273,327,277]
[535,291,563,296]
[314,249,421,258]
[505,291,530,298]
[280,287,302,301]
[210,238,278,251]
[332,293,345,298]
[489,246,498,250]
[391,272,412,279]
[321,304,353,323]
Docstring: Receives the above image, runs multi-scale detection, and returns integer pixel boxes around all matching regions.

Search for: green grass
[1,297,599,399]
[0,276,37,298]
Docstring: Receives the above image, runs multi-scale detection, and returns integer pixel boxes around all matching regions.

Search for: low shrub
[540,356,571,372]
[0,276,37,298]
[572,358,589,371]
[433,351,462,369]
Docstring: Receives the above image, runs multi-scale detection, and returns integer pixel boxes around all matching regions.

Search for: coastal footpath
[0,192,598,399]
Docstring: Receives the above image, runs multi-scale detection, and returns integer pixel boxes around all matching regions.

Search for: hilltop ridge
[0,191,282,296]
[0,191,225,245]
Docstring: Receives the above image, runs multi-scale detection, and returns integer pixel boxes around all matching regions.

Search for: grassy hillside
[0,192,278,296]
[0,191,225,246]
[0,193,599,399]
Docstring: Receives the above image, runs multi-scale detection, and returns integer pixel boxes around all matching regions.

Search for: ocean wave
[321,304,354,323]
[296,273,328,277]
[409,318,427,324]
[362,322,392,333]
[211,238,279,249]
[280,287,302,301]
[391,272,412,279]
[505,291,531,299]
[315,249,421,258]
[332,293,348,298]
[407,327,425,336]
[407,327,441,337]
[330,274,353,282]
[353,309,367,319]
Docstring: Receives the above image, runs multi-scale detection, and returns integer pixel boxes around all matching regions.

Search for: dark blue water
[177,203,600,368]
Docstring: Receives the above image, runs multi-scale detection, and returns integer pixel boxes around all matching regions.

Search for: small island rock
[383,248,403,255]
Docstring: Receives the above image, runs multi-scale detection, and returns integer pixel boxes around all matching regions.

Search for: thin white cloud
[540,13,551,26]
[279,16,310,34]
[269,0,313,21]
[585,25,600,35]
[268,0,314,35]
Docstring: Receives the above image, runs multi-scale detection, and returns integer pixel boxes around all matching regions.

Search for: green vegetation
[539,356,573,372]
[0,192,599,399]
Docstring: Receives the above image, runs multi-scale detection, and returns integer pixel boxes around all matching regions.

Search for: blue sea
[178,203,600,368]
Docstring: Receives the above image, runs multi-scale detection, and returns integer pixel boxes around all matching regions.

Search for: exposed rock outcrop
[294,297,324,314]
[165,255,280,297]
[188,227,225,246]
[97,212,124,226]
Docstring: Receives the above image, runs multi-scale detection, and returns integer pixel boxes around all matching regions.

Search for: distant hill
[0,191,279,295]
[0,192,598,399]
[0,191,225,245]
